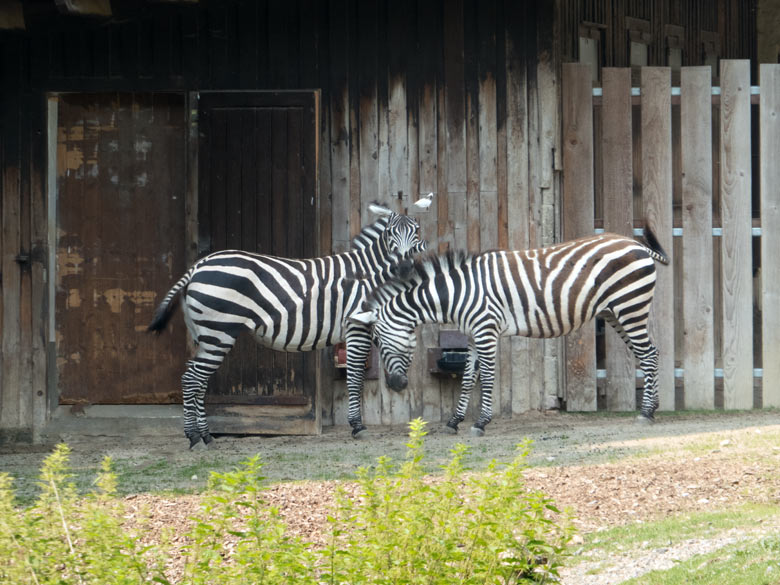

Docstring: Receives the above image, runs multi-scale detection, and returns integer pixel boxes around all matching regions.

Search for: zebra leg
[606,310,660,423]
[345,327,372,439]
[636,344,660,422]
[470,336,499,437]
[181,336,236,449]
[181,359,217,449]
[446,344,478,433]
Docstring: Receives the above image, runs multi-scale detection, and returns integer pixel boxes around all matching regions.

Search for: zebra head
[350,301,416,392]
[368,194,433,279]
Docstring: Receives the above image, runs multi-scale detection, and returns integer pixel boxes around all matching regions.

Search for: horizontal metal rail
[594,227,763,237]
[592,86,761,97]
[596,368,764,379]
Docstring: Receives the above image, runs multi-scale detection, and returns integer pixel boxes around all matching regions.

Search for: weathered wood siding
[0,0,559,438]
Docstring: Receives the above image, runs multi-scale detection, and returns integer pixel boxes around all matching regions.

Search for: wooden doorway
[197,91,321,434]
[55,93,187,405]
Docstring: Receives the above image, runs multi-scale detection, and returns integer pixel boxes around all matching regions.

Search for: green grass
[576,503,780,560]
[619,534,780,585]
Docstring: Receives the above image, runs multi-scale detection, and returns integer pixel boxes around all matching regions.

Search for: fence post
[641,67,675,412]
[760,64,780,408]
[681,66,715,409]
[719,59,754,410]
[562,63,597,411]
[601,68,636,411]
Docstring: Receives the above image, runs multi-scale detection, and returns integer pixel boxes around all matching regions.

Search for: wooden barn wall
[0,0,560,437]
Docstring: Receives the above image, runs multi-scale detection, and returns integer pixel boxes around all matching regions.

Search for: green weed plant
[0,419,573,585]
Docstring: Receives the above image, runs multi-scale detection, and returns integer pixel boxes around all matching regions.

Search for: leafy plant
[323,418,575,584]
[0,422,573,584]
[0,443,166,585]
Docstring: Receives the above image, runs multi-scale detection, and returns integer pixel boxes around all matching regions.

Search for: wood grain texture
[681,66,715,409]
[641,67,675,412]
[760,64,780,408]
[505,2,534,414]
[561,63,597,411]
[601,68,636,411]
[56,94,187,405]
[719,59,753,410]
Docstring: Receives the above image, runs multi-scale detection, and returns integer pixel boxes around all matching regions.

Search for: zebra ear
[368,203,393,217]
[349,309,377,326]
[412,192,434,210]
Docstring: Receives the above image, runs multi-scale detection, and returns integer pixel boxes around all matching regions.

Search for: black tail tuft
[643,225,670,265]
[147,295,180,334]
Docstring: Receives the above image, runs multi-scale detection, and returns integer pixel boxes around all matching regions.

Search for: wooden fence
[562,60,779,412]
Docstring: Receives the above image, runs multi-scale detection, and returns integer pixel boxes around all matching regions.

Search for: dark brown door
[197,91,320,433]
[56,93,187,404]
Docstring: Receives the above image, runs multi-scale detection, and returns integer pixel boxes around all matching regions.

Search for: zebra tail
[642,225,670,265]
[147,272,190,334]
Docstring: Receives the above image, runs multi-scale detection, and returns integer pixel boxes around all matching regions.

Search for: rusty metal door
[55,93,187,404]
[197,91,320,434]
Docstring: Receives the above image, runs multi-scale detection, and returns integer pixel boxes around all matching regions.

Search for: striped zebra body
[351,231,669,435]
[149,203,427,448]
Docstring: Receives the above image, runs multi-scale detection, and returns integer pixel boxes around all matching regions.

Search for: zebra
[148,198,431,448]
[350,229,669,436]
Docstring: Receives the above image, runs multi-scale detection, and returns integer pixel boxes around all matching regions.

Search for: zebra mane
[363,249,474,310]
[350,201,396,250]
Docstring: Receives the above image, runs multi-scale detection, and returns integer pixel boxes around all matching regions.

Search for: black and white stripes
[149,201,428,448]
[351,230,669,435]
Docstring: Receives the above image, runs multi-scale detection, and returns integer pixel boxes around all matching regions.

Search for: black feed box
[427,330,470,377]
[437,351,468,373]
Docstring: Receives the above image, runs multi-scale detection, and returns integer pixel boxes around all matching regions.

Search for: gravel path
[560,523,780,585]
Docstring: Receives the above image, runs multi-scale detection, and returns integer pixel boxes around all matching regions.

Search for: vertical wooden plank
[286,108,307,399]
[356,0,382,425]
[464,0,480,253]
[528,0,556,410]
[31,94,49,438]
[719,59,753,410]
[444,0,467,196]
[505,0,532,415]
[476,0,501,414]
[561,63,597,411]
[411,0,441,424]
[641,67,675,412]
[18,80,33,432]
[254,109,276,398]
[495,1,512,418]
[681,66,715,409]
[324,4,351,420]
[601,68,635,411]
[477,1,498,252]
[1,39,22,431]
[761,64,780,408]
[328,0,350,253]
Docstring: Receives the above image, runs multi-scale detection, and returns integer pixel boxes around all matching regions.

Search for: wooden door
[197,91,320,434]
[56,93,187,404]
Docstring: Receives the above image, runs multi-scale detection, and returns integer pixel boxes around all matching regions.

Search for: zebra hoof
[351,426,368,440]
[470,426,486,437]
[190,438,207,451]
[443,424,458,435]
[635,414,655,425]
[187,434,202,450]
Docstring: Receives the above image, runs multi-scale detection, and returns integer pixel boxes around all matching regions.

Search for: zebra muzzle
[394,259,414,280]
[386,372,408,392]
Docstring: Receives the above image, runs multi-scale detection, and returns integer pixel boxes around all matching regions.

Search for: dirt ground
[3,410,780,582]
